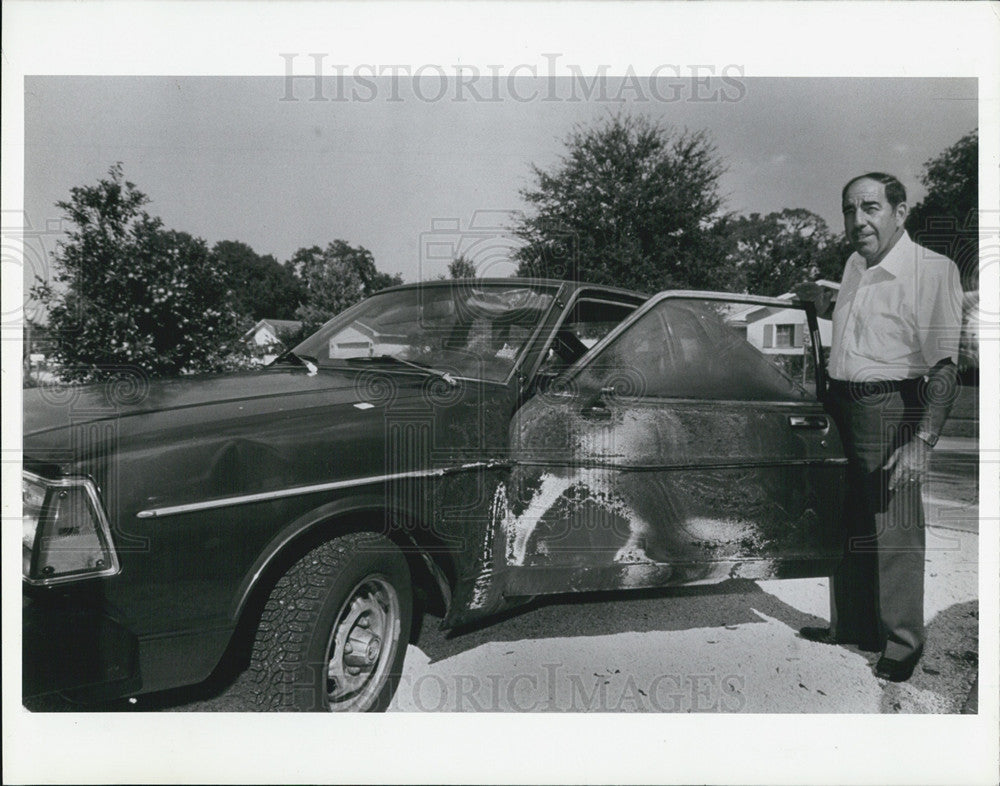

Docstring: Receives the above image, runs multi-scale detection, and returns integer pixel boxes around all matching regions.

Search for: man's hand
[884,438,932,491]
[791,282,834,319]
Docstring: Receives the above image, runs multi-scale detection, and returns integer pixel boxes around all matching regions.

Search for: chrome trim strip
[514,458,850,471]
[539,393,832,408]
[136,461,507,519]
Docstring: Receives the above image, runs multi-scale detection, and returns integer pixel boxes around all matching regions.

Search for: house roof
[241,318,303,341]
[736,280,841,323]
[262,318,303,331]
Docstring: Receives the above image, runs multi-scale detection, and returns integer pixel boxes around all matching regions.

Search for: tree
[513,113,730,292]
[368,268,404,293]
[448,254,476,279]
[727,209,851,296]
[906,129,978,289]
[212,240,305,322]
[32,164,248,381]
[291,241,403,334]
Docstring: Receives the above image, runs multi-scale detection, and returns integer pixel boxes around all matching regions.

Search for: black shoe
[875,656,918,683]
[799,626,880,652]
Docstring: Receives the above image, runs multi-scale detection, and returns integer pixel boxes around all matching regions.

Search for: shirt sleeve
[918,257,963,368]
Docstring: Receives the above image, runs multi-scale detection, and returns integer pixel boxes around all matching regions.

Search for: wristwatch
[915,428,939,448]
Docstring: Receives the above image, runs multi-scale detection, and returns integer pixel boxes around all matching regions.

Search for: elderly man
[795,172,963,682]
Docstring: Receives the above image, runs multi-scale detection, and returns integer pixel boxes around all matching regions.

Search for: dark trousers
[825,379,927,663]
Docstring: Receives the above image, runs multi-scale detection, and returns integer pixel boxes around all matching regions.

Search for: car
[22,278,846,711]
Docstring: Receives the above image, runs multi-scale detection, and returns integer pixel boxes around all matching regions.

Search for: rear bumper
[23,592,140,700]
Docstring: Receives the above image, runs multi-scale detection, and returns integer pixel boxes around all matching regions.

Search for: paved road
[389,532,977,713]
[924,437,981,533]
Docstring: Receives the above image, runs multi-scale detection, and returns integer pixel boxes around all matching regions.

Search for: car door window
[575,297,817,401]
[538,297,641,373]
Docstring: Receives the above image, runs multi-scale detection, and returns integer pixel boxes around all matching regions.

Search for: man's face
[842,178,907,263]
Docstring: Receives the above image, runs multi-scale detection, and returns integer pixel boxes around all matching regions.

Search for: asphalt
[928,436,983,714]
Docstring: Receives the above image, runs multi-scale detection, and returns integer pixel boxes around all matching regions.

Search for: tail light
[22,471,120,586]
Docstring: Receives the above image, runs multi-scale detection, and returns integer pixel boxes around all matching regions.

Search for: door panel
[502,293,847,596]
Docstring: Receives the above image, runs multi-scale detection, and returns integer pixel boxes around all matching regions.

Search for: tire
[248,532,412,712]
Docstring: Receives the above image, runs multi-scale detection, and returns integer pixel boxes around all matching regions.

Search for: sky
[23,76,977,301]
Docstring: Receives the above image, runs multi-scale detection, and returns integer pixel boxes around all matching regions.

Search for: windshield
[291,282,559,382]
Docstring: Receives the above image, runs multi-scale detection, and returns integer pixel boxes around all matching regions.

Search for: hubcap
[325,576,400,711]
[345,627,381,667]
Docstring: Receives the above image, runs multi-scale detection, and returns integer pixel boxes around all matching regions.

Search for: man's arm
[884,358,959,490]
[916,358,960,442]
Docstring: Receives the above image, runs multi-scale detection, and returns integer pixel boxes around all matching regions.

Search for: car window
[574,297,817,401]
[293,283,558,382]
[538,298,640,373]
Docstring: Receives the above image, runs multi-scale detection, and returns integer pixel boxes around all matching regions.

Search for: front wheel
[249,532,412,712]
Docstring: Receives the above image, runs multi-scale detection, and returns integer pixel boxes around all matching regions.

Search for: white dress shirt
[829,231,962,382]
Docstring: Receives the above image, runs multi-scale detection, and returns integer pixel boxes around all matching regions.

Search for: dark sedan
[23,279,846,711]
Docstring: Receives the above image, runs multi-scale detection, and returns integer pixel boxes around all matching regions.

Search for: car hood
[23,365,423,438]
[23,363,503,519]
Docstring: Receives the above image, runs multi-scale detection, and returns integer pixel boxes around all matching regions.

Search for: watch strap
[915,428,938,448]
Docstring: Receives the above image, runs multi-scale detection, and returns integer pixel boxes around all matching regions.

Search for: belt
[828,377,922,397]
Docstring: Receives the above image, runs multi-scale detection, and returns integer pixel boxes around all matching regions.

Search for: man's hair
[842,172,907,208]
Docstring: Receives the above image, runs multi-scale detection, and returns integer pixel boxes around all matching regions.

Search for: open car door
[501,291,847,598]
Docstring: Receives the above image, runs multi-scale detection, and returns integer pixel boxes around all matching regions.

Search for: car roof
[376,277,649,301]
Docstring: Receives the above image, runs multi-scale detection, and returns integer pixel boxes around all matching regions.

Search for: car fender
[226,491,451,626]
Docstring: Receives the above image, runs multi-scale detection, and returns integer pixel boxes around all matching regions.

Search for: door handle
[788,415,828,429]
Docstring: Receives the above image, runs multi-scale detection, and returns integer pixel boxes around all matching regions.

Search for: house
[734,280,839,355]
[242,318,303,364]
[23,321,61,384]
[23,320,55,360]
[327,321,409,359]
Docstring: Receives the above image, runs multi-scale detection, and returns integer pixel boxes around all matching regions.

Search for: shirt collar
[854,231,913,278]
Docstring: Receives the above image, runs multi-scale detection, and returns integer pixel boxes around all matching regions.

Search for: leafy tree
[368,268,404,292]
[448,254,476,279]
[513,113,730,292]
[727,209,851,296]
[212,240,305,322]
[906,129,978,289]
[32,164,249,381]
[291,240,403,334]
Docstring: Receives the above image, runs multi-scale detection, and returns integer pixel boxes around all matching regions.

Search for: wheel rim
[325,575,401,711]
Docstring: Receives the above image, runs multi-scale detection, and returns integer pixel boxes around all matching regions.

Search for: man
[795,172,963,682]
